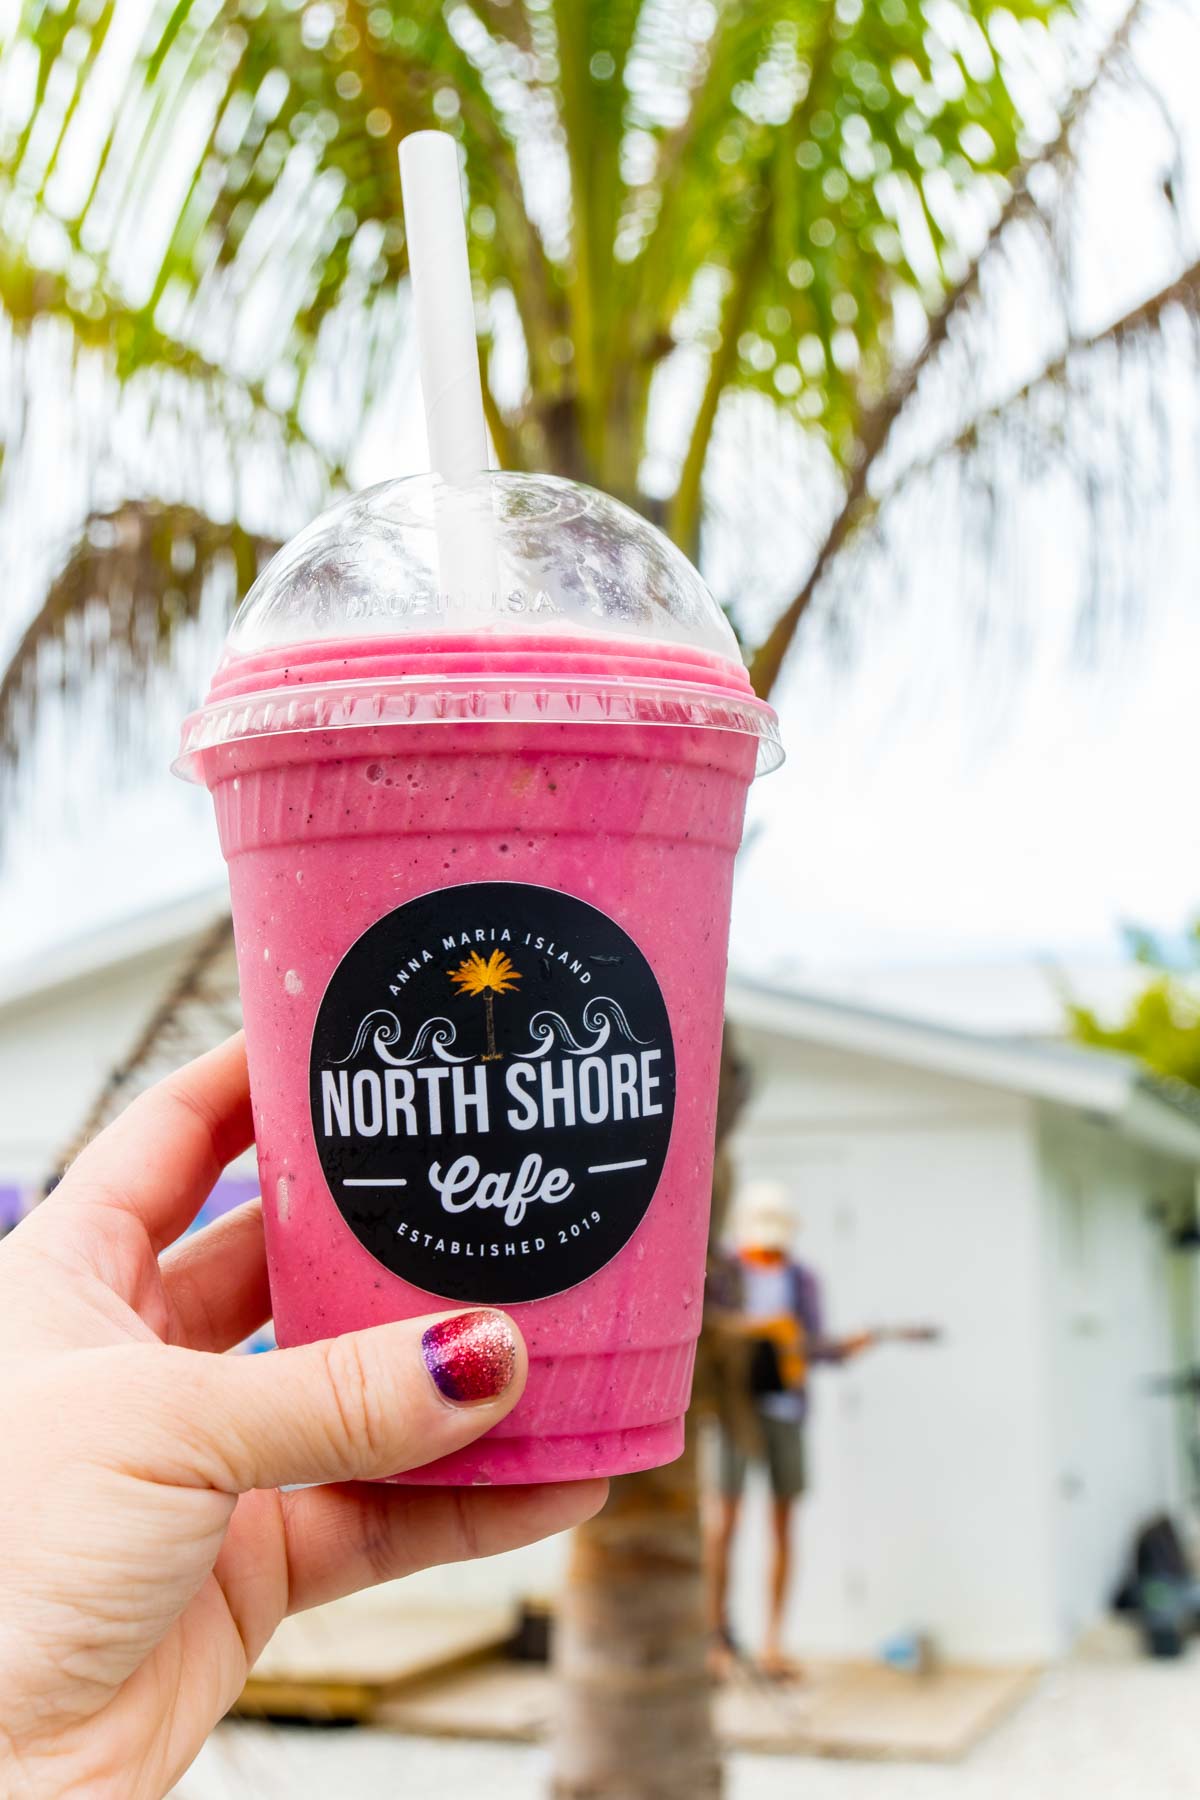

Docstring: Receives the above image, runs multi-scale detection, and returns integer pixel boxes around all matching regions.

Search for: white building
[728,980,1200,1664]
[1,894,1197,1665]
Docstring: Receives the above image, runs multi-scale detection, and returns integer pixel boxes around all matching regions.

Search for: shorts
[718,1413,807,1501]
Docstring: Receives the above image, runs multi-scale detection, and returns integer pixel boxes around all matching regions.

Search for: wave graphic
[331,1009,472,1066]
[522,995,651,1059]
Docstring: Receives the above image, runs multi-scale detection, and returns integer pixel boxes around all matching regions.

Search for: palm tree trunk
[550,1032,749,1797]
[484,992,499,1061]
[551,1431,719,1800]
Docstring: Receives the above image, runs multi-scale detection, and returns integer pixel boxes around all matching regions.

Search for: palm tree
[448,947,521,1060]
[2,1,1198,1793]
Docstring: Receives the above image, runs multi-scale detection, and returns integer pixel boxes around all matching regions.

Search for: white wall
[1037,1112,1184,1644]
[0,943,192,1186]
[0,933,249,1192]
[727,1027,1061,1665]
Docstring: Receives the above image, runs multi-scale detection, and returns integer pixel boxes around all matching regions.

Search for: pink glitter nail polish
[422,1310,517,1404]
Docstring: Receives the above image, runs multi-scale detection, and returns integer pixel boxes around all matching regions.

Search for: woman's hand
[0,1035,606,1799]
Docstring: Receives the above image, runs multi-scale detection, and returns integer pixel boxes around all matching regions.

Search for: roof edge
[0,889,230,1012]
[726,975,1200,1163]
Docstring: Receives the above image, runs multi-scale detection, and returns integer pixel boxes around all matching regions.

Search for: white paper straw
[398,131,490,484]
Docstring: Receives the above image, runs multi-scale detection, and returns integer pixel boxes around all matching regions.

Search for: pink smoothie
[201,633,757,1483]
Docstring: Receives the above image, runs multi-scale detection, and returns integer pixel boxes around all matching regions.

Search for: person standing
[705,1181,875,1681]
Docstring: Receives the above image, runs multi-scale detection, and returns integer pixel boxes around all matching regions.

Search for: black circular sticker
[309,882,676,1303]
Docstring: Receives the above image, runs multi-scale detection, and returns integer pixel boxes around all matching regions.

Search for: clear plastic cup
[176,472,781,1483]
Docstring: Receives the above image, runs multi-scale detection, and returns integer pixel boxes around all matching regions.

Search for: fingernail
[421,1310,517,1405]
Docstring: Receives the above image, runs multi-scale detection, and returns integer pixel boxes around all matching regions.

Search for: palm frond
[747,0,1153,697]
[618,0,1071,536]
[0,247,337,476]
[871,257,1200,511]
[3,0,1076,509]
[2,0,546,457]
[0,501,277,769]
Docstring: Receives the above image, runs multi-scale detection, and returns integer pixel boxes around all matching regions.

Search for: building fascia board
[728,978,1129,1110]
[0,890,229,1012]
[728,977,1200,1163]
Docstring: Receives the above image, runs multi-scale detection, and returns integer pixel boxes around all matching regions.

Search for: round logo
[309,882,676,1303]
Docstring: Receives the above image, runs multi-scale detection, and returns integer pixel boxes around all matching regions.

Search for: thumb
[131,1309,526,1492]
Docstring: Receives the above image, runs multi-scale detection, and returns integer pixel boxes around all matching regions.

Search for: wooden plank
[233,1679,378,1723]
[373,1657,1036,1761]
[379,1664,552,1741]
[715,1660,1038,1761]
[235,1593,517,1723]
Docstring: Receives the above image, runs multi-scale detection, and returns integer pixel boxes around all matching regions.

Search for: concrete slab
[177,1638,1200,1800]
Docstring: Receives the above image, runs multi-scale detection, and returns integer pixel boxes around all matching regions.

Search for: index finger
[47,1033,254,1253]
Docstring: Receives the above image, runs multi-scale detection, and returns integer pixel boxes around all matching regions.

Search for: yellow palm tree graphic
[448,950,522,1062]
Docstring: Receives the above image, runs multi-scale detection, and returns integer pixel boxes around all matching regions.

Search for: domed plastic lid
[175,471,782,779]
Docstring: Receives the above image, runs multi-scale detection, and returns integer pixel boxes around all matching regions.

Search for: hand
[872,1325,943,1345]
[0,1036,606,1800]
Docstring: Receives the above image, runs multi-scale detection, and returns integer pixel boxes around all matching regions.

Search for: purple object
[193,1173,260,1229]
[0,1184,27,1236]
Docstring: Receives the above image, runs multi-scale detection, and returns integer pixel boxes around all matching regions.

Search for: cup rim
[173,669,784,783]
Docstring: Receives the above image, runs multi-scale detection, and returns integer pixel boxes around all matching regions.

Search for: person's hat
[734,1179,795,1253]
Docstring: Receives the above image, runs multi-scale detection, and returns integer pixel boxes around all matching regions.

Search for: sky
[2,0,1200,1023]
